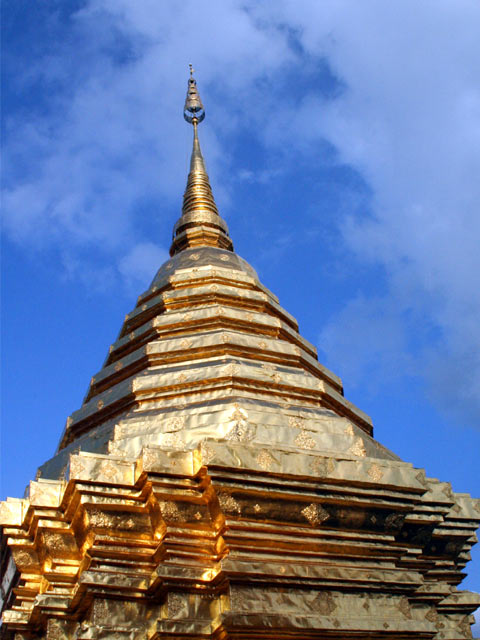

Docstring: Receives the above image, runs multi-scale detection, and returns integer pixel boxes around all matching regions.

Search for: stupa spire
[170,66,233,256]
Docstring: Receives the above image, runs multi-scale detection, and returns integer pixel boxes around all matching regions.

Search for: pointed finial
[170,67,233,256]
[184,65,205,124]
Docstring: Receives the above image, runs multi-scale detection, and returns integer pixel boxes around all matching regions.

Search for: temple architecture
[1,69,479,640]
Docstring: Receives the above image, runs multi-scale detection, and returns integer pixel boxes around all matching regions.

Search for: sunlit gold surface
[1,72,479,639]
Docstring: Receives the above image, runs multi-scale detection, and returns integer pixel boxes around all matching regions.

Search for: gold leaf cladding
[210,284,219,292]
[231,406,248,421]
[218,493,241,514]
[349,437,366,457]
[367,463,384,482]
[190,253,200,261]
[194,511,202,520]
[162,432,183,447]
[28,483,42,503]
[246,312,254,322]
[398,597,412,619]
[88,509,136,530]
[221,332,229,343]
[415,471,427,486]
[69,457,86,478]
[344,423,355,436]
[311,457,327,476]
[93,599,113,627]
[142,447,158,469]
[301,503,330,526]
[12,550,34,567]
[160,501,181,522]
[272,373,281,384]
[220,254,230,261]
[460,618,471,637]
[256,450,274,471]
[312,591,336,615]
[88,510,109,527]
[425,608,438,623]
[165,415,185,430]
[253,504,261,513]
[183,312,192,321]
[226,362,239,375]
[168,592,188,618]
[289,416,302,428]
[295,430,316,450]
[229,587,249,611]
[201,443,215,465]
[258,341,267,350]
[180,338,192,349]
[0,502,19,524]
[101,461,121,482]
[385,513,405,531]
[43,531,74,554]
[177,372,187,383]
[226,420,255,443]
[262,363,275,372]
[47,619,68,640]
[442,485,454,500]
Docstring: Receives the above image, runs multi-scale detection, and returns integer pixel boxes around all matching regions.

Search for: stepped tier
[1,71,479,639]
[1,245,479,640]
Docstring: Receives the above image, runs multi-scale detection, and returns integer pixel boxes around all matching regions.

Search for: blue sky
[2,0,480,619]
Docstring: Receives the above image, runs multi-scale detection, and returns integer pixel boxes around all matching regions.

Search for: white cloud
[3,0,480,424]
[118,242,169,292]
[252,0,480,425]
[319,295,414,393]
[2,0,294,282]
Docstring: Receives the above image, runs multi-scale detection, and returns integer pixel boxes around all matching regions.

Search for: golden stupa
[1,69,479,640]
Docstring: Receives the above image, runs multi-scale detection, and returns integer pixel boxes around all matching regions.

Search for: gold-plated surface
[183,64,205,124]
[1,69,479,640]
[172,66,233,256]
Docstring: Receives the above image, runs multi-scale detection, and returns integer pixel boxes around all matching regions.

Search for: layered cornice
[1,71,479,640]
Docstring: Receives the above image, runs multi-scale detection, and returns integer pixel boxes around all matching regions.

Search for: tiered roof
[1,70,479,640]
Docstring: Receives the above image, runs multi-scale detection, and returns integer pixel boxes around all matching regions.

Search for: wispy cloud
[3,0,480,426]
[254,0,480,426]
[118,242,169,293]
